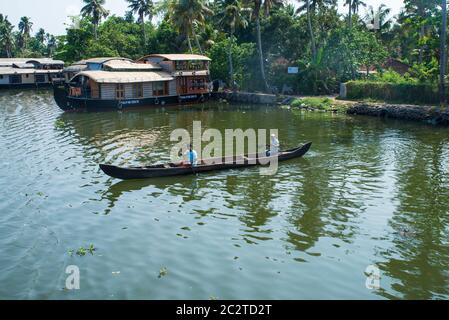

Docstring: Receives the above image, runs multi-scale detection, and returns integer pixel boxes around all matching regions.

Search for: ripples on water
[0,90,448,299]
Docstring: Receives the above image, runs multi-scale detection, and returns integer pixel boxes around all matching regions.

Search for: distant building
[0,58,64,88]
[358,58,411,76]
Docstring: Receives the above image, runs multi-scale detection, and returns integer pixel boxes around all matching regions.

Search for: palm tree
[80,0,109,39]
[168,0,212,54]
[18,16,33,49]
[46,34,57,56]
[217,0,251,88]
[0,15,14,57]
[296,1,335,59]
[127,0,154,44]
[350,0,366,13]
[364,4,392,32]
[345,0,352,28]
[440,0,447,106]
[36,28,46,44]
[246,0,283,92]
[401,0,439,63]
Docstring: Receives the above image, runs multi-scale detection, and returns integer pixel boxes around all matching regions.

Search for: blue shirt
[184,150,198,166]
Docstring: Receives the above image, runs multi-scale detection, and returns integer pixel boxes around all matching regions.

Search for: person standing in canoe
[183,144,198,167]
[270,134,280,156]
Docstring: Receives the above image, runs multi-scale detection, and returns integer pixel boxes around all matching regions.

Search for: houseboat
[53,54,212,111]
[0,58,64,88]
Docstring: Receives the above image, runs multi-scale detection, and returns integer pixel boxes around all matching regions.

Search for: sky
[1,0,405,36]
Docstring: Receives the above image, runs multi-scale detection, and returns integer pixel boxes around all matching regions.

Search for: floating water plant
[158,267,168,278]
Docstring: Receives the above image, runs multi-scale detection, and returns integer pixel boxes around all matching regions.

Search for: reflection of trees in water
[378,138,449,299]
[285,118,387,255]
[223,174,277,244]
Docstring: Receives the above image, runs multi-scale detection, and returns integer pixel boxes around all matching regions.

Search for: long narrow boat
[99,142,312,180]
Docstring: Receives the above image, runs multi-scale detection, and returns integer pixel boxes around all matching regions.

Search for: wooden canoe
[99,142,312,180]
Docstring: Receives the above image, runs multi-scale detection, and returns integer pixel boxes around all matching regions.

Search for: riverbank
[219,92,449,126]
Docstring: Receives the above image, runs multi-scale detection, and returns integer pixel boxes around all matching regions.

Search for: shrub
[345,81,439,104]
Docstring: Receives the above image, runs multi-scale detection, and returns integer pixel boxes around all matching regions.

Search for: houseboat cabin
[54,54,211,111]
[137,54,211,96]
[0,58,64,88]
[61,57,138,83]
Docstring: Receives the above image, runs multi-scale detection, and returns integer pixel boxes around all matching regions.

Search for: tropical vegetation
[0,0,449,101]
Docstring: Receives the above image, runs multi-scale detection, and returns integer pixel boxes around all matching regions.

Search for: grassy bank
[282,97,353,113]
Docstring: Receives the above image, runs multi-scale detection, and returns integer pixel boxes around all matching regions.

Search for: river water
[0,90,448,300]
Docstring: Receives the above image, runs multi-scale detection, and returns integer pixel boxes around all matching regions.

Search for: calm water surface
[0,90,448,299]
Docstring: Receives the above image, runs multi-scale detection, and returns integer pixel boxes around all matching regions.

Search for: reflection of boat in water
[101,176,200,214]
[99,143,312,180]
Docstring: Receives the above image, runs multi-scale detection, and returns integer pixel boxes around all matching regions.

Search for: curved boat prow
[53,84,71,111]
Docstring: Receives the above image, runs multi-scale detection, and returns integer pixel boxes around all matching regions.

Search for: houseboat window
[132,83,143,98]
[153,81,167,96]
[190,61,203,70]
[175,61,206,71]
[116,84,125,99]
[0,75,3,79]
[35,74,46,83]
[189,78,207,91]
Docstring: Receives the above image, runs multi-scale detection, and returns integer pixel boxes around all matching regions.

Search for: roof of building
[0,58,64,67]
[13,63,35,69]
[64,64,89,72]
[84,57,131,64]
[103,60,161,71]
[73,71,174,83]
[138,54,211,62]
[0,67,62,75]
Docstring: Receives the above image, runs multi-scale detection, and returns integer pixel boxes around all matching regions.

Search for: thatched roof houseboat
[54,54,211,111]
[0,58,64,88]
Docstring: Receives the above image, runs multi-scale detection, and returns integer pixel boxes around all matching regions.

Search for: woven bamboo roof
[0,58,64,67]
[138,54,211,62]
[103,60,161,71]
[74,71,174,83]
[0,67,62,75]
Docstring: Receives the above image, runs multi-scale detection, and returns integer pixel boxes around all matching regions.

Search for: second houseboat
[54,54,211,111]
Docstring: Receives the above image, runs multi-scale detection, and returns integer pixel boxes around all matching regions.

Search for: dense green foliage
[346,80,439,104]
[1,0,449,95]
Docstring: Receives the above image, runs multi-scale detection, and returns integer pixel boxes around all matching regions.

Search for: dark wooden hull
[53,84,210,111]
[99,142,312,180]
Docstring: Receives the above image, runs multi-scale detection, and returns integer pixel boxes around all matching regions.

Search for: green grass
[290,97,348,112]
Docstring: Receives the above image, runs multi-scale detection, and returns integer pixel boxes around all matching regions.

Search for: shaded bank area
[347,103,449,126]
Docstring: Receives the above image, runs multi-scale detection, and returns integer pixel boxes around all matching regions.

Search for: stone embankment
[213,91,277,105]
[347,102,449,125]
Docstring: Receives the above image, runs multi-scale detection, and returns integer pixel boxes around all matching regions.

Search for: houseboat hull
[53,85,210,111]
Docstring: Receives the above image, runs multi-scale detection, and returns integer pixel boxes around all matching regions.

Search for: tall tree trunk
[306,0,317,59]
[228,34,234,90]
[191,27,203,55]
[186,34,193,53]
[348,0,352,29]
[418,26,425,63]
[141,13,147,45]
[255,16,269,92]
[440,0,447,107]
[94,22,98,40]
